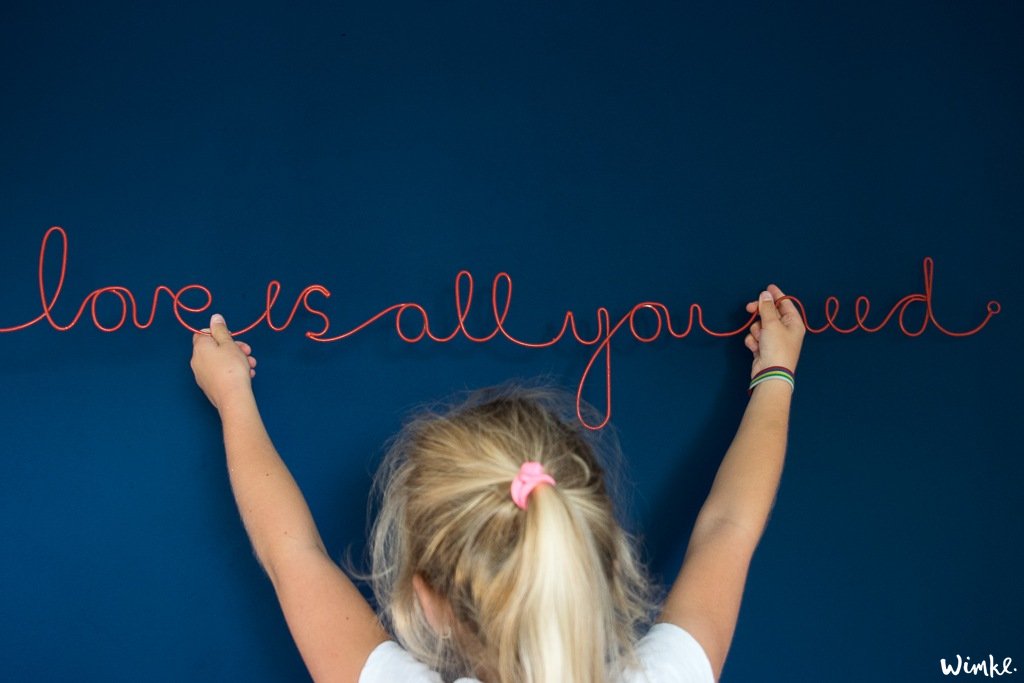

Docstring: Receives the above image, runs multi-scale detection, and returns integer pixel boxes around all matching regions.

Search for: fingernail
[760,291,772,301]
[211,313,224,325]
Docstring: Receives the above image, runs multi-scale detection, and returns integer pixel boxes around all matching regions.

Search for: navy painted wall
[1,1,1020,681]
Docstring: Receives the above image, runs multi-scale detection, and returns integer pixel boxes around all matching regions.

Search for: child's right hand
[190,314,258,411]
[742,284,805,378]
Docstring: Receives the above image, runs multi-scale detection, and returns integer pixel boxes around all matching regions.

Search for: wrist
[749,378,794,398]
[216,385,257,417]
[748,365,795,397]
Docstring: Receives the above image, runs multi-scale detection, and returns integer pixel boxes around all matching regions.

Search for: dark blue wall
[1,1,1020,681]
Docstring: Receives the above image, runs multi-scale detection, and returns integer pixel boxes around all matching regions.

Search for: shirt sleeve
[631,622,716,683]
[358,641,444,683]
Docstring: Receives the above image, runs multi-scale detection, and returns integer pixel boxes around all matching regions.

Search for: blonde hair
[368,381,655,683]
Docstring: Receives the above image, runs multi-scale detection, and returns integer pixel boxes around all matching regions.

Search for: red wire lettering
[0,227,1002,429]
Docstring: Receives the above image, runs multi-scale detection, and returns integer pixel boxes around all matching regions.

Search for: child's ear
[412,573,448,635]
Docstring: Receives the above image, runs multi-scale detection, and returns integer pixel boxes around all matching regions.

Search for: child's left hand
[742,283,805,378]
[190,314,258,411]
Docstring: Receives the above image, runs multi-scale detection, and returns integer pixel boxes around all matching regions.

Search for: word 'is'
[0,227,1002,429]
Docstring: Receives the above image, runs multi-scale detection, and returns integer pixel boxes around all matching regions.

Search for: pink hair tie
[510,461,556,510]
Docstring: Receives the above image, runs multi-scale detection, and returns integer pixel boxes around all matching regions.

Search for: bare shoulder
[658,517,759,682]
[267,545,389,683]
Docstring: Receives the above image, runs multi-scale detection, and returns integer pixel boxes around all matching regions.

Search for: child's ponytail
[491,478,613,682]
[369,383,655,683]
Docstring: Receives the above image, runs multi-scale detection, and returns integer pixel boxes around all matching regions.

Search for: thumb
[209,313,233,345]
[758,290,781,325]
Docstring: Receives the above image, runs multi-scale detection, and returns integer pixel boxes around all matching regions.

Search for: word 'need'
[0,227,1003,429]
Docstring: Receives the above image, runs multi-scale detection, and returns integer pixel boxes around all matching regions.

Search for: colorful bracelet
[748,366,795,397]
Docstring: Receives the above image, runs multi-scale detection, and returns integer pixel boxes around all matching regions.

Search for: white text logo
[940,655,1016,677]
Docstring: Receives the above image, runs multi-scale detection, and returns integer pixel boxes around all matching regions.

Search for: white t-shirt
[358,622,715,683]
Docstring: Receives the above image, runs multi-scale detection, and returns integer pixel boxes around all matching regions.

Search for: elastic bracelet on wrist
[748,365,795,397]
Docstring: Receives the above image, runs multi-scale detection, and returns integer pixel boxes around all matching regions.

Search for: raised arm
[659,285,805,681]
[190,314,387,682]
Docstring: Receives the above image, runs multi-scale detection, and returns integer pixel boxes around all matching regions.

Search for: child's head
[369,382,654,683]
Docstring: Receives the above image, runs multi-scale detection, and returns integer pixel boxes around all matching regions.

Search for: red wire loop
[1,227,1002,430]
